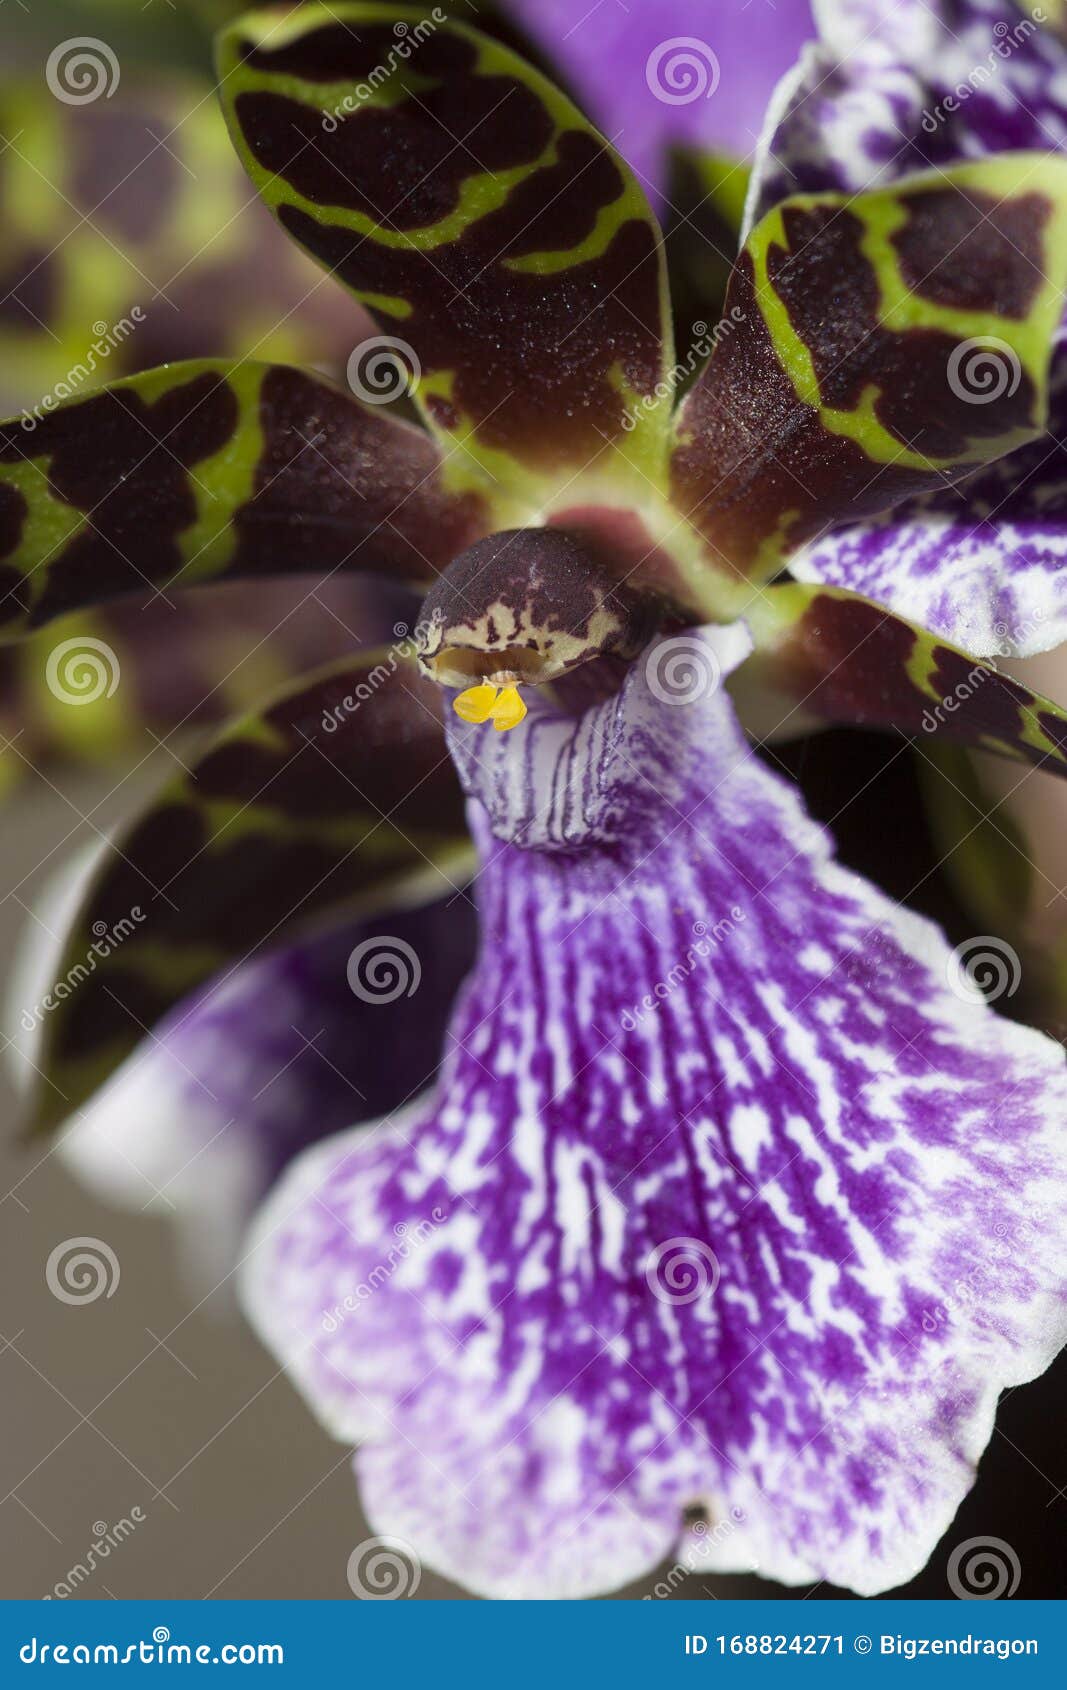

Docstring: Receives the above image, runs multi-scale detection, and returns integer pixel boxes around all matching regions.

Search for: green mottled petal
[216,3,673,509]
[0,79,358,416]
[0,359,488,637]
[672,154,1067,585]
[0,577,404,786]
[25,651,473,1136]
[743,582,1067,777]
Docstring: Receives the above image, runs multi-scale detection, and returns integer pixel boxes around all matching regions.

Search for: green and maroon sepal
[672,154,1067,584]
[0,360,488,635]
[744,583,1067,775]
[216,3,674,504]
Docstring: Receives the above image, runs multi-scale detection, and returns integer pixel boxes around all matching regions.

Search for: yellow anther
[451,681,528,732]
[489,684,527,733]
[453,682,500,724]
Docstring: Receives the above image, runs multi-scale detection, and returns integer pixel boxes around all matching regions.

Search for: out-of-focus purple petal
[55,897,476,1289]
[241,628,1067,1598]
[506,0,813,203]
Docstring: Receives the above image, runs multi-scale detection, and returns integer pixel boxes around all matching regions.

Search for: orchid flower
[7,1,1067,1600]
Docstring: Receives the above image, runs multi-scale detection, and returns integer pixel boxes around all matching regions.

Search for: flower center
[415,527,655,732]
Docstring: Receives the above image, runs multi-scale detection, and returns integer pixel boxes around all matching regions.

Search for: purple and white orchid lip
[241,625,1067,1600]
